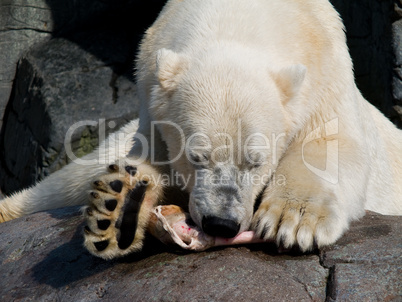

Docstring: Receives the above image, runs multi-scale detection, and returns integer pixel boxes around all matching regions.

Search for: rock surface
[0,208,400,301]
[321,214,402,301]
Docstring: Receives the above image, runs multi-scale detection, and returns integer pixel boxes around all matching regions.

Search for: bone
[147,205,268,251]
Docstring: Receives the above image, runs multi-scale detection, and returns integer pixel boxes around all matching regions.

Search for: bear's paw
[252,194,347,252]
[83,162,162,259]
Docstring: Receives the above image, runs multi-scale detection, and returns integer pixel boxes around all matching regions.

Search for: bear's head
[149,47,307,238]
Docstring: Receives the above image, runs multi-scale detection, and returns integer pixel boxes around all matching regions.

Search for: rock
[392,5,402,128]
[321,212,402,301]
[328,263,401,301]
[0,35,139,194]
[0,208,400,301]
[0,206,327,301]
[321,212,401,266]
[0,0,52,130]
[0,0,169,194]
[0,0,167,129]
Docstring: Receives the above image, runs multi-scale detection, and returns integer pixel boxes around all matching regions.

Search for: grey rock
[0,206,327,301]
[0,22,50,130]
[0,37,139,194]
[393,14,402,127]
[393,20,402,67]
[0,0,169,194]
[0,0,103,127]
[321,212,402,301]
[321,212,401,266]
[0,0,167,128]
[0,208,400,301]
[329,263,401,301]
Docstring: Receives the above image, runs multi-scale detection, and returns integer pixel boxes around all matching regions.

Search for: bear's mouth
[148,205,271,251]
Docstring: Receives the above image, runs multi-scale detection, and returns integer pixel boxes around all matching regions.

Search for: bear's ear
[156,48,190,91]
[274,64,307,102]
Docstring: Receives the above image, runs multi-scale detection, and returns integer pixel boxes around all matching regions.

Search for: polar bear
[1,0,401,259]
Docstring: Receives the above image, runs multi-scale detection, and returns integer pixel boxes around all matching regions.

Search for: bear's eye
[246,161,262,170]
[188,152,209,167]
[245,152,266,170]
[251,162,262,169]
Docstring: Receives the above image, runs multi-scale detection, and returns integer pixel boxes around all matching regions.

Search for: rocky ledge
[0,208,400,301]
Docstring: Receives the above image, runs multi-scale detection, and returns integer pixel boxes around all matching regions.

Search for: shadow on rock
[31,221,171,288]
[32,222,113,288]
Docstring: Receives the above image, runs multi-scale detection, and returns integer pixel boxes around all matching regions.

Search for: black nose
[202,216,240,238]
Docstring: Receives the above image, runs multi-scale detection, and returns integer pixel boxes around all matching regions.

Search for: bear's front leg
[83,160,163,259]
[252,136,364,252]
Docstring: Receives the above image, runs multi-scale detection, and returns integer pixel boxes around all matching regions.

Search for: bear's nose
[202,216,240,238]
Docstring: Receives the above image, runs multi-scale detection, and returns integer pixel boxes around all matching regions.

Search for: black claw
[97,219,111,230]
[90,192,100,199]
[86,207,93,216]
[84,226,91,234]
[109,180,123,193]
[260,227,267,239]
[105,199,118,211]
[93,180,102,187]
[125,165,137,176]
[94,240,109,251]
[108,164,119,172]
